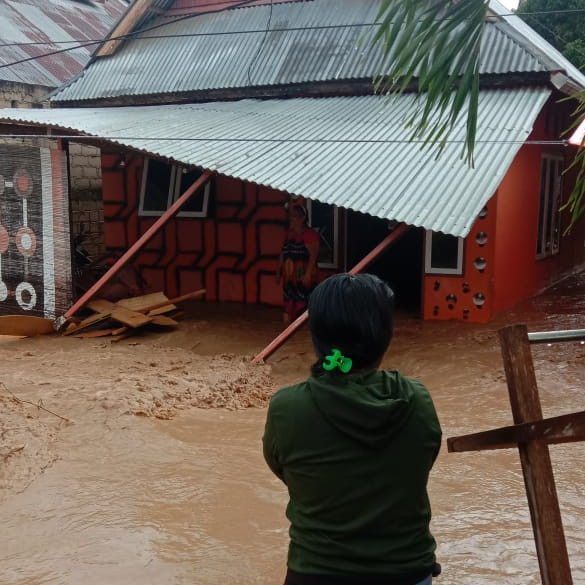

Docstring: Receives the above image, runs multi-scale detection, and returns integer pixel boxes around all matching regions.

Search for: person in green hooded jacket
[263,273,442,585]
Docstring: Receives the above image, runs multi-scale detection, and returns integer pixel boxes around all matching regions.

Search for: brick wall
[67,142,106,258]
[0,81,48,109]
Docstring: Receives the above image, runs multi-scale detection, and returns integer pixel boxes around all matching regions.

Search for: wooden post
[64,170,213,319]
[251,223,409,364]
[447,409,585,452]
[498,324,573,585]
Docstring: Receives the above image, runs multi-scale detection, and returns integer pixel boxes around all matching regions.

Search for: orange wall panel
[493,101,585,314]
[423,201,497,323]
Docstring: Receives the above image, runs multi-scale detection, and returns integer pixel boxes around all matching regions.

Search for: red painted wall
[101,153,287,305]
[493,97,585,314]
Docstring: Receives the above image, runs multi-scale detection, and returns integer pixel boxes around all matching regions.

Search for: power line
[2,8,585,49]
[0,0,263,71]
[0,5,584,70]
[247,0,273,85]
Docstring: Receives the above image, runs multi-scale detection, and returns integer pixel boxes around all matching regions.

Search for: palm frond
[373,0,489,165]
[561,90,585,233]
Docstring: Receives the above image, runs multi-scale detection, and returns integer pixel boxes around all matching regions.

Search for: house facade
[1,0,584,322]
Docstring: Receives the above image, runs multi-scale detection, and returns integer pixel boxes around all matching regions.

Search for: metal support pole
[63,170,213,320]
[251,223,409,364]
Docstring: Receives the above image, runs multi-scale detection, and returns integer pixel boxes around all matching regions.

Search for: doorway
[345,211,423,315]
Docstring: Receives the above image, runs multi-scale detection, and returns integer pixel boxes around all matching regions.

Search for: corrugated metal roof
[0,0,128,87]
[489,0,585,89]
[50,0,547,103]
[0,88,550,237]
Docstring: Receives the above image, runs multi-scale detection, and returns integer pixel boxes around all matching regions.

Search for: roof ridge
[487,0,585,90]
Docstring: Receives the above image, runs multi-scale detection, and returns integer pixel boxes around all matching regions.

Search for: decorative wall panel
[101,154,287,305]
[0,146,71,319]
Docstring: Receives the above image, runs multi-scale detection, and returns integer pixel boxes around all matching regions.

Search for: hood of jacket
[307,370,415,448]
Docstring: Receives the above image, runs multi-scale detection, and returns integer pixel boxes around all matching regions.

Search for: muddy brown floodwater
[1,271,584,585]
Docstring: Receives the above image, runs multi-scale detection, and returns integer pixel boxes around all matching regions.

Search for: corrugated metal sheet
[0,0,127,87]
[50,0,546,103]
[0,88,550,237]
[489,0,585,89]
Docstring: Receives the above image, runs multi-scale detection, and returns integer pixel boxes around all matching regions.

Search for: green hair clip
[322,349,353,374]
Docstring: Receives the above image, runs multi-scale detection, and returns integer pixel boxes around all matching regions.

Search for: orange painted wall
[493,97,585,314]
[101,153,288,304]
[423,202,497,323]
[424,93,585,322]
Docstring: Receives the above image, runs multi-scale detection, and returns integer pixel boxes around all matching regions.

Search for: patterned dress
[281,227,319,319]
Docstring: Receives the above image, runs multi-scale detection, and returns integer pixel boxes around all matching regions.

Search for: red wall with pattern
[101,153,287,305]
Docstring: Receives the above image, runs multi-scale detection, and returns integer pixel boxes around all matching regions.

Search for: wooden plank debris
[63,312,112,336]
[73,328,123,339]
[62,288,205,342]
[117,292,170,313]
[110,307,152,328]
[0,315,55,337]
[150,315,179,327]
[85,299,116,313]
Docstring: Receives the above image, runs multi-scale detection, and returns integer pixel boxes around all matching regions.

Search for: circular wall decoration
[474,257,487,272]
[16,281,37,311]
[14,168,33,198]
[475,232,488,246]
[0,280,7,302]
[473,293,486,307]
[0,224,9,254]
[16,227,37,257]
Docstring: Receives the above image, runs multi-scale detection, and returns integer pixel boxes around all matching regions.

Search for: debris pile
[62,289,205,341]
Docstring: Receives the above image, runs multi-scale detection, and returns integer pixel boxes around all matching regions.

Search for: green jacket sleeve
[262,407,285,483]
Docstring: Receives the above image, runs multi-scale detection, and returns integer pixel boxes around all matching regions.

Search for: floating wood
[63,312,112,336]
[0,315,54,337]
[150,315,179,327]
[110,330,135,343]
[110,307,152,328]
[73,328,122,339]
[85,299,116,313]
[117,292,170,313]
[147,304,177,316]
[142,289,206,314]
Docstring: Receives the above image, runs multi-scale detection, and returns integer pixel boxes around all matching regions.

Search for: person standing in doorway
[263,273,442,585]
[276,203,320,323]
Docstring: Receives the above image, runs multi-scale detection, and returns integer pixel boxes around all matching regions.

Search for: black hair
[308,273,394,376]
[290,204,307,218]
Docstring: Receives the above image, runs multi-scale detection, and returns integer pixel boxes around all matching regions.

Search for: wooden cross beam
[447,324,584,585]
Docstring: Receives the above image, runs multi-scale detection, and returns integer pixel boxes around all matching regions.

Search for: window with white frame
[424,230,464,275]
[536,154,563,259]
[307,200,340,269]
[139,158,211,218]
